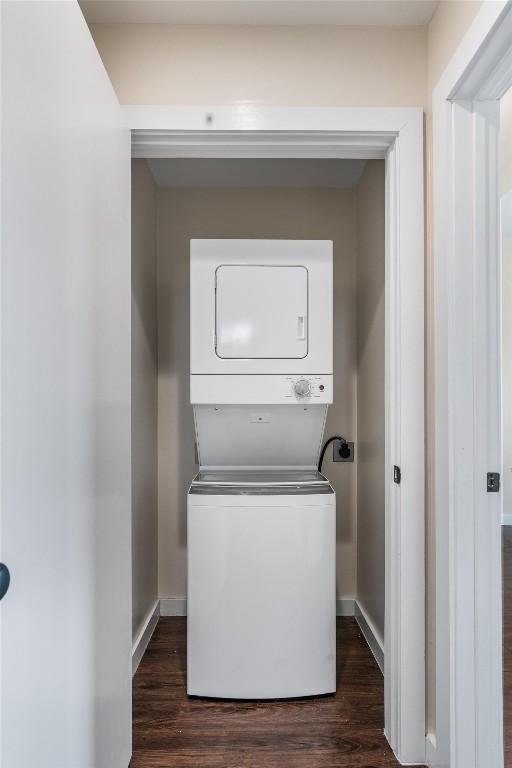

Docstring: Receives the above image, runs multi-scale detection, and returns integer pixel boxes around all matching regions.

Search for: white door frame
[432,3,512,767]
[124,105,425,765]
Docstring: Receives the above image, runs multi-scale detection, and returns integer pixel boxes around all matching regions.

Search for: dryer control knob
[293,379,312,398]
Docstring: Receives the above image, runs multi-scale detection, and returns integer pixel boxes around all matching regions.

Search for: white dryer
[188,239,335,699]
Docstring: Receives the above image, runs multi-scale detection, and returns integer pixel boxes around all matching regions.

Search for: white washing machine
[187,470,335,699]
[188,239,335,699]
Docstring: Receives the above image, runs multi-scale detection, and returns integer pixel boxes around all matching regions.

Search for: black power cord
[318,435,349,473]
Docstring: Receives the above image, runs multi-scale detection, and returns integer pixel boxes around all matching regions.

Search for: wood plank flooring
[132,617,424,767]
[504,526,512,766]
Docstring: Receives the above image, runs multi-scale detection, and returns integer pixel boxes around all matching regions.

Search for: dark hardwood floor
[132,617,424,767]
[504,526,512,766]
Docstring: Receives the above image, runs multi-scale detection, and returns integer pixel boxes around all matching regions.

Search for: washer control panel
[190,374,333,404]
[293,379,312,398]
[287,376,329,402]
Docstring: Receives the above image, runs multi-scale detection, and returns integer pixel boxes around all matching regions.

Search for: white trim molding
[432,3,512,767]
[336,598,356,616]
[136,598,382,683]
[355,601,384,674]
[159,597,357,617]
[131,128,392,159]
[126,105,425,765]
[426,733,438,768]
[124,104,420,136]
[132,599,160,676]
[160,597,187,616]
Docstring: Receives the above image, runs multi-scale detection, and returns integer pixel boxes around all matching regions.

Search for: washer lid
[193,404,328,469]
[191,469,329,487]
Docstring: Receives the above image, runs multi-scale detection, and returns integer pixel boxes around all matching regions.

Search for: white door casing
[127,105,425,765]
[432,2,512,767]
[0,3,131,767]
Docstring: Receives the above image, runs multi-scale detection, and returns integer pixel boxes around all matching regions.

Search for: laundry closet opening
[131,155,388,752]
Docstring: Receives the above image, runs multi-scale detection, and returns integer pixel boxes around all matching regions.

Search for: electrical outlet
[333,439,354,462]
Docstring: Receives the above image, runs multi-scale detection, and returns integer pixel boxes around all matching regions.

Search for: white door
[215,265,308,358]
[0,3,131,768]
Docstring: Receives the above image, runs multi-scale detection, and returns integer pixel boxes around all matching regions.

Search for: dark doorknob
[0,564,10,600]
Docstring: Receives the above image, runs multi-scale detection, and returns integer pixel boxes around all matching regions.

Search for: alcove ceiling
[80,1,439,27]
[147,158,368,188]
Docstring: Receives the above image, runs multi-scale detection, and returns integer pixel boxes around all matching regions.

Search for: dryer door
[215,265,308,359]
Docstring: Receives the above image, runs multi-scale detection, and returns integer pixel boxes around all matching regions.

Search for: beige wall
[131,160,158,641]
[501,88,512,197]
[157,186,358,598]
[427,1,482,95]
[501,89,512,525]
[355,161,385,643]
[90,23,427,107]
[501,209,512,521]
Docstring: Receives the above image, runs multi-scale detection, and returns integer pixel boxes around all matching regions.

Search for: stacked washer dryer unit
[188,239,335,699]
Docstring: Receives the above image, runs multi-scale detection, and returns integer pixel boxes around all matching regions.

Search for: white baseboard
[502,514,512,526]
[336,598,355,616]
[134,598,383,681]
[425,732,437,767]
[160,597,187,616]
[132,599,160,676]
[354,600,384,673]
[159,597,355,617]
